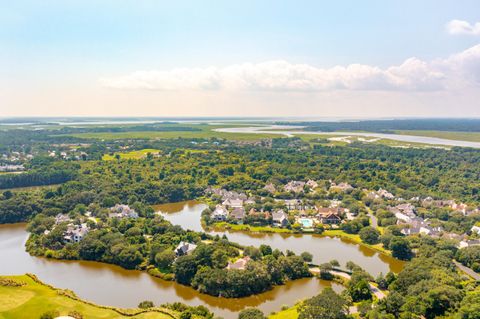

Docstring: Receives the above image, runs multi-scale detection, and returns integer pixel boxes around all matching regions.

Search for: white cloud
[446,19,480,35]
[99,44,480,92]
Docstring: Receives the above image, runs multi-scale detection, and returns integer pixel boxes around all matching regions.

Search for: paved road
[454,260,480,280]
[330,270,386,299]
[366,208,378,228]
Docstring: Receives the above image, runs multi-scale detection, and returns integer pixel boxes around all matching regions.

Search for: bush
[138,300,155,309]
[359,227,380,245]
[238,308,266,319]
[39,311,59,319]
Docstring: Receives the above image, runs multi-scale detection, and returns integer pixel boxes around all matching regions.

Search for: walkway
[330,270,386,299]
[454,260,480,280]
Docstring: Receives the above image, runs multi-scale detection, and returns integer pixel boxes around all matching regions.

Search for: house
[401,224,442,237]
[222,198,244,208]
[272,210,289,227]
[284,181,305,193]
[211,205,228,221]
[64,223,89,243]
[306,180,319,189]
[55,213,71,225]
[244,197,256,206]
[316,207,342,224]
[377,188,394,199]
[175,242,197,256]
[390,203,416,223]
[230,207,246,221]
[329,182,353,192]
[282,199,305,211]
[263,183,276,194]
[458,239,480,249]
[471,225,480,235]
[227,256,251,270]
[109,204,139,219]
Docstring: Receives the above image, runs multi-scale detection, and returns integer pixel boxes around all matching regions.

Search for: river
[0,201,403,318]
[214,125,480,148]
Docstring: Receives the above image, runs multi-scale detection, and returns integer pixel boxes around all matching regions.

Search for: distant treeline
[0,169,76,190]
[277,119,480,133]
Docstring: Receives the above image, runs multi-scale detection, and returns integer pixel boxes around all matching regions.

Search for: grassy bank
[210,222,390,256]
[321,230,390,255]
[269,305,299,319]
[0,274,179,319]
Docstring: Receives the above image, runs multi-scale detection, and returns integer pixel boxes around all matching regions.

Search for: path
[330,270,386,299]
[366,208,378,229]
[454,260,480,280]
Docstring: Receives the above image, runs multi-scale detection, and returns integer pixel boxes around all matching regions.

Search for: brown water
[155,201,404,275]
[0,201,403,318]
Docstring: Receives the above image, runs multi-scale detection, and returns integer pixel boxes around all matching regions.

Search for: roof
[272,210,288,222]
[227,256,251,270]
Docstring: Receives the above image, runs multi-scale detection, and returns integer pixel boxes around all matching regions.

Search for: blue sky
[1,0,480,117]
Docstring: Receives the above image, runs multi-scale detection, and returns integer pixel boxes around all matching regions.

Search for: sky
[1,0,480,118]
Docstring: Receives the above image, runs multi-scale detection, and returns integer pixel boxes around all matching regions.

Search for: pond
[155,201,404,275]
[0,200,403,318]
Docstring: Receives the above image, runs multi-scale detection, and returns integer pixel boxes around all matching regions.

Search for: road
[329,270,386,299]
[454,260,480,280]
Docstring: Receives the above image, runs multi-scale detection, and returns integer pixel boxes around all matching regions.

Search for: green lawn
[211,222,293,233]
[269,305,299,319]
[395,130,480,142]
[102,149,162,160]
[0,275,178,319]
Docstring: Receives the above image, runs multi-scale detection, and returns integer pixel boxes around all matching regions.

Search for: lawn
[102,149,162,160]
[395,130,480,142]
[0,275,177,319]
[211,222,293,233]
[269,305,299,319]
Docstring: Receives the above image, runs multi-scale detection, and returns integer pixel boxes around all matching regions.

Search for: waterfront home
[64,223,89,243]
[222,198,244,208]
[226,256,251,270]
[284,181,305,193]
[109,204,139,219]
[211,205,228,221]
[272,210,289,227]
[316,207,342,224]
[401,224,442,237]
[175,242,197,256]
[263,183,276,194]
[230,207,246,221]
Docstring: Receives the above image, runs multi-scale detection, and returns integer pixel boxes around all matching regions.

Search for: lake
[0,201,403,318]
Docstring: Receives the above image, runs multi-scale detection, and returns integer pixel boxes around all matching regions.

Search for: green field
[269,305,299,319]
[102,149,162,160]
[0,275,178,319]
[395,130,480,142]
[62,124,279,141]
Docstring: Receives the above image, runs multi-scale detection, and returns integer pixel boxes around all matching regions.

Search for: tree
[155,249,175,270]
[39,311,60,319]
[300,252,313,263]
[348,278,372,302]
[298,287,348,319]
[259,244,272,256]
[238,308,266,319]
[359,227,380,245]
[138,300,154,309]
[174,255,198,285]
[390,237,413,260]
